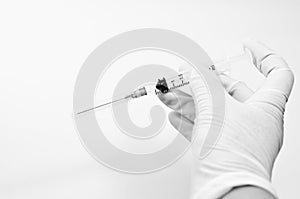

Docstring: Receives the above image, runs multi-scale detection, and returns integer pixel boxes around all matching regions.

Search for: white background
[1,0,299,198]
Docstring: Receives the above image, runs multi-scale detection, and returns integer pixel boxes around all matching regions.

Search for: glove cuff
[191,172,278,199]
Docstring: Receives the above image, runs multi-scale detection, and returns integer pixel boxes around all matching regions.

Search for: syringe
[75,51,251,115]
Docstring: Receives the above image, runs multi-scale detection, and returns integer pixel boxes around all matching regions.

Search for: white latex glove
[158,40,294,199]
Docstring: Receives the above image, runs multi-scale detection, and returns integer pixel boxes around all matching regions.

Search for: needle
[76,97,126,115]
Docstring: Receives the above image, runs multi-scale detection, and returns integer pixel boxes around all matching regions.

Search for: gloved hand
[158,40,294,199]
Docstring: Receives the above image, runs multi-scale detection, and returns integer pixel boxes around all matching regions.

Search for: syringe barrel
[130,87,147,98]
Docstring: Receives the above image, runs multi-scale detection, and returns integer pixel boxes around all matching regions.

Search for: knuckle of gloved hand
[285,69,295,85]
[261,54,289,74]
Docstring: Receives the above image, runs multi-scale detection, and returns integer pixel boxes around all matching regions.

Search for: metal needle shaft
[76,97,126,115]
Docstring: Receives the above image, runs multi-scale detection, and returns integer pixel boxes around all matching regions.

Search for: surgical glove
[158,40,294,199]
